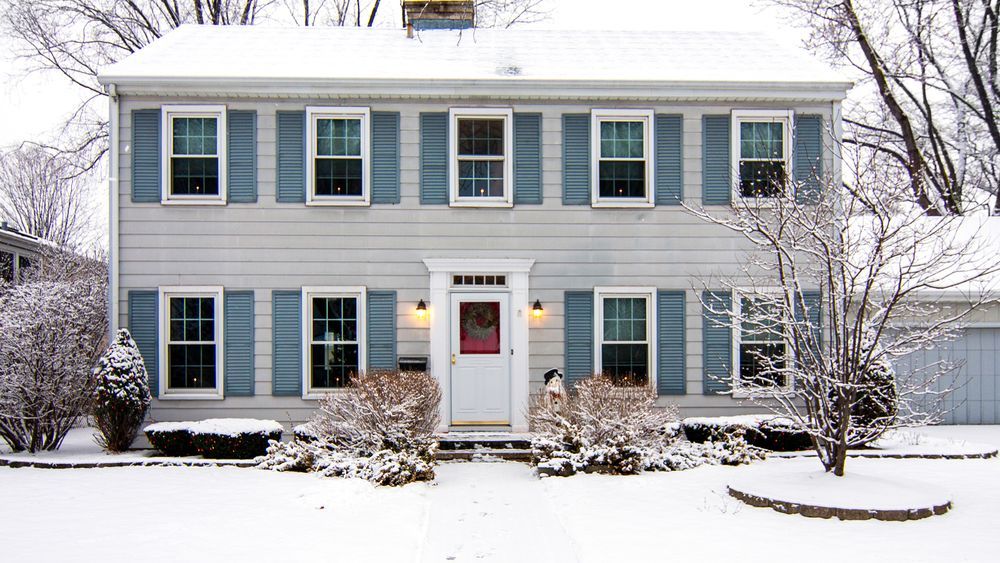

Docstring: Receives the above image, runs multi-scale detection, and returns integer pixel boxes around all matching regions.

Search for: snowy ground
[2,427,999,562]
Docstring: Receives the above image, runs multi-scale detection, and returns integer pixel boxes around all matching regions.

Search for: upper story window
[160,287,224,398]
[303,287,367,397]
[162,105,227,204]
[736,294,790,391]
[591,109,654,207]
[306,107,371,206]
[732,109,793,199]
[594,287,656,386]
[449,108,513,207]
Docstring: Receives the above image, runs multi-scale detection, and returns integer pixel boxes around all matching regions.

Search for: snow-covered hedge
[144,419,284,459]
[257,370,442,486]
[682,415,812,452]
[93,329,152,452]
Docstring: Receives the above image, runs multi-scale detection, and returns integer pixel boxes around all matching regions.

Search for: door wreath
[462,302,499,341]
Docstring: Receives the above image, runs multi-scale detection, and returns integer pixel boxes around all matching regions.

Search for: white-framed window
[731,109,794,199]
[734,292,792,392]
[302,286,367,398]
[594,287,656,386]
[159,286,224,399]
[161,105,227,204]
[306,107,371,206]
[0,249,32,283]
[591,109,655,207]
[449,107,514,207]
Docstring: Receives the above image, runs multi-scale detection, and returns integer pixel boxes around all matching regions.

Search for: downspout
[107,83,120,335]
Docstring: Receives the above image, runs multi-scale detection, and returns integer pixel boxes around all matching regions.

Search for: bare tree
[688,141,1000,476]
[768,0,1000,215]
[0,145,95,250]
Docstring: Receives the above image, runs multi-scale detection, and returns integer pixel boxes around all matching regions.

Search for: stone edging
[771,449,997,460]
[0,457,255,469]
[727,485,952,521]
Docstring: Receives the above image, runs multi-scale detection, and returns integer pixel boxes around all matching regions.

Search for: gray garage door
[894,327,1000,424]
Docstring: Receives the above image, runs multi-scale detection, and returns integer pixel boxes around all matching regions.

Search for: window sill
[161,198,227,206]
[157,393,225,401]
[449,200,514,209]
[732,386,794,400]
[591,200,655,209]
[306,198,371,207]
[303,390,349,400]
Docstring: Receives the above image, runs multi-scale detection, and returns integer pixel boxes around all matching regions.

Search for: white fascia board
[99,76,853,102]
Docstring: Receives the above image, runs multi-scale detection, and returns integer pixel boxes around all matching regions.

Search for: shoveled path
[417,462,580,563]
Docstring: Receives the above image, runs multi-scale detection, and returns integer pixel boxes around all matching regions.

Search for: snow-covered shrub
[145,419,284,458]
[0,249,107,452]
[256,370,442,486]
[529,374,680,476]
[92,329,152,452]
[842,332,898,447]
[682,415,811,452]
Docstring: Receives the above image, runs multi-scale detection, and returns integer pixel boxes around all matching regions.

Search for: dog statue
[543,368,566,413]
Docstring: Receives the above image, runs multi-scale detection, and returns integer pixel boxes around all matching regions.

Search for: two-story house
[97,4,852,432]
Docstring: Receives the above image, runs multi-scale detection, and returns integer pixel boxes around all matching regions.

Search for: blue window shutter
[564,291,594,386]
[367,291,397,370]
[702,290,732,395]
[702,115,731,205]
[794,115,823,204]
[276,111,306,203]
[657,290,686,395]
[420,112,448,204]
[128,290,159,397]
[562,114,591,205]
[224,290,255,397]
[796,290,823,361]
[655,114,683,205]
[131,109,161,203]
[272,290,302,396]
[227,110,257,203]
[371,111,401,204]
[514,112,543,204]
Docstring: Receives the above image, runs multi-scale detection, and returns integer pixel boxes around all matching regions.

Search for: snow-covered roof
[99,25,851,100]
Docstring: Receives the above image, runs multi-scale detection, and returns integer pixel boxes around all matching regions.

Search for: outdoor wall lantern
[416,299,428,320]
[532,299,544,319]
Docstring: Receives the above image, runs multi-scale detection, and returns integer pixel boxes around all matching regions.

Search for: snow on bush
[256,370,442,486]
[144,419,284,459]
[682,415,812,452]
[0,250,107,452]
[92,329,152,452]
[528,374,760,477]
[838,330,898,447]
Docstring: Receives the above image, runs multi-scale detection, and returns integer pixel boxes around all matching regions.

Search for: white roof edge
[99,76,852,102]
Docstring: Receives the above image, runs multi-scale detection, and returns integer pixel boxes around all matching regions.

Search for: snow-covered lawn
[2,427,999,562]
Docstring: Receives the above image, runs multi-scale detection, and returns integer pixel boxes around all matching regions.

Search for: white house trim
[157,286,225,400]
[305,106,372,207]
[593,287,657,390]
[300,286,368,400]
[590,108,655,208]
[424,258,535,432]
[160,104,228,205]
[448,107,514,208]
[730,108,795,203]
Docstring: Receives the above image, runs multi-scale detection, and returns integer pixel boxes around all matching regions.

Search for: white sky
[0,0,810,246]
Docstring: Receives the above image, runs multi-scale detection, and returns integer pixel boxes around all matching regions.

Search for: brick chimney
[403,1,475,31]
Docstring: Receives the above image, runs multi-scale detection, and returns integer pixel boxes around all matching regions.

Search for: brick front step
[436,432,532,452]
[435,448,533,462]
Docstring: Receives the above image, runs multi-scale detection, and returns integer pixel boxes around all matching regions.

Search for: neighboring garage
[894,326,1000,425]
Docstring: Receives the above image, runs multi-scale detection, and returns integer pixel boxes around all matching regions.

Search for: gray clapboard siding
[227,110,258,203]
[564,291,594,386]
[276,111,306,203]
[796,290,823,361]
[271,290,302,396]
[794,115,823,204]
[562,114,591,205]
[657,290,686,395]
[131,109,161,203]
[702,290,732,395]
[514,112,543,204]
[367,290,397,369]
[127,290,159,396]
[702,115,731,205]
[654,114,683,204]
[420,112,448,204]
[371,111,401,204]
[224,290,255,396]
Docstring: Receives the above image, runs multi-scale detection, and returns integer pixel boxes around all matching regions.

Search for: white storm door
[450,292,511,425]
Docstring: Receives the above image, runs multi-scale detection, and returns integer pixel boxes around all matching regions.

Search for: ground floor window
[737,295,789,389]
[595,289,654,385]
[162,287,223,396]
[305,287,366,395]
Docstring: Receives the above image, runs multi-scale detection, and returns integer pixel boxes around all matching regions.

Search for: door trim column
[423,258,535,432]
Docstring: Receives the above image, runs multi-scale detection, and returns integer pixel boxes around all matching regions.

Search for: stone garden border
[727,484,952,521]
[0,456,254,469]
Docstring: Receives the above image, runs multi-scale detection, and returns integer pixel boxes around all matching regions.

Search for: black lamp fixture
[532,299,544,319]
[416,299,427,320]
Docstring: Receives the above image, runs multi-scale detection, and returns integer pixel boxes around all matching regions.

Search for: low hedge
[144,419,284,459]
[682,415,811,452]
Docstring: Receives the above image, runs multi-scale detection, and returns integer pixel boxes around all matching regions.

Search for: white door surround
[450,292,511,425]
[423,258,534,432]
